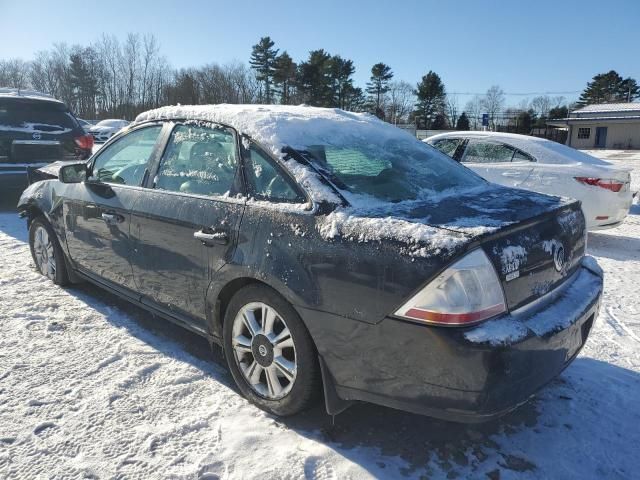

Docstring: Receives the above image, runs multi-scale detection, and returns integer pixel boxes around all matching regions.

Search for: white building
[549,103,640,149]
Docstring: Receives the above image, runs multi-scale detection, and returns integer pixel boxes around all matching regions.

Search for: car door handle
[101,212,124,225]
[194,229,229,246]
[502,171,523,177]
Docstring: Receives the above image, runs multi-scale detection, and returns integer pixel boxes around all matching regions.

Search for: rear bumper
[305,259,603,423]
[582,189,632,230]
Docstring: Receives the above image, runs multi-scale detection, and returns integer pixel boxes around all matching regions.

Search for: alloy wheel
[231,301,297,399]
[33,226,56,280]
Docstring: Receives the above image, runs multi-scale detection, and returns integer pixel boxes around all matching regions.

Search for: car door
[461,139,535,188]
[63,124,164,291]
[129,122,245,330]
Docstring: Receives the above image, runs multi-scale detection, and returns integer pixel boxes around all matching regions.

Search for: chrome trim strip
[12,140,61,146]
[0,162,49,169]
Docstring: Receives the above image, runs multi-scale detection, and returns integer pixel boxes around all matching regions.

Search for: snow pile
[317,209,469,256]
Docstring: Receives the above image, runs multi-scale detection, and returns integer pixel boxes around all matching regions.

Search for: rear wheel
[223,284,320,416]
[29,217,69,286]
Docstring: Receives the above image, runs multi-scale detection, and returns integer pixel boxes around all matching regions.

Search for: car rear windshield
[297,137,485,203]
[0,100,78,132]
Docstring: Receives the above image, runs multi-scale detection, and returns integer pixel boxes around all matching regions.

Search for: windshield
[297,137,485,203]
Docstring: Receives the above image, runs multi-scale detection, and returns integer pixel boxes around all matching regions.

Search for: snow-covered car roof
[135,104,428,205]
[135,104,414,159]
[0,87,63,104]
[95,119,130,127]
[426,131,613,167]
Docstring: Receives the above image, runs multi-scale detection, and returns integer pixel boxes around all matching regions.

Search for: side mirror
[59,163,88,183]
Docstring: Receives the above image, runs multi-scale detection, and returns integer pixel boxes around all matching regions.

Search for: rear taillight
[74,134,94,150]
[575,177,624,193]
[394,249,506,326]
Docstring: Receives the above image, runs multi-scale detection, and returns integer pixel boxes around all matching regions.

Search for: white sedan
[426,132,633,230]
[89,119,130,143]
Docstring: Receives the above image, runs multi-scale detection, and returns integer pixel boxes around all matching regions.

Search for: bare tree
[531,95,552,118]
[0,59,30,89]
[140,34,159,109]
[481,85,505,130]
[464,94,483,130]
[386,81,414,124]
[446,95,459,129]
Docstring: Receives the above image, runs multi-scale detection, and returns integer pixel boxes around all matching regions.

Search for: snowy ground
[1,150,640,479]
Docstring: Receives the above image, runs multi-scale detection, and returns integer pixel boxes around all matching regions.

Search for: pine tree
[342,85,367,112]
[249,37,279,104]
[297,49,334,107]
[415,71,446,129]
[619,77,640,102]
[329,55,355,109]
[69,48,100,118]
[273,52,297,105]
[366,63,393,117]
[456,112,470,130]
[548,105,568,119]
[431,114,448,130]
[577,70,640,106]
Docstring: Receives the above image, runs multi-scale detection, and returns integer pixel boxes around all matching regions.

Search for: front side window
[463,140,515,163]
[155,124,238,197]
[432,138,462,158]
[244,144,305,203]
[91,125,162,185]
[578,128,591,139]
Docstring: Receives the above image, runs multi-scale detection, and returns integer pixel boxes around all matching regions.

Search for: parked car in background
[77,118,94,134]
[18,105,602,422]
[427,132,633,230]
[89,119,130,143]
[0,88,93,196]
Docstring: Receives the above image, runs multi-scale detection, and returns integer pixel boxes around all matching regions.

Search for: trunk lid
[384,185,586,311]
[478,202,585,310]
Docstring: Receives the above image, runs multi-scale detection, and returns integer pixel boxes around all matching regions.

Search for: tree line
[0,33,638,133]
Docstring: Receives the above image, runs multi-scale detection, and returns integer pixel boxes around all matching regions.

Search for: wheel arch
[206,273,316,348]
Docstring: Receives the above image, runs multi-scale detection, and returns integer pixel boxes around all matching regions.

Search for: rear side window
[155,124,238,197]
[463,140,515,163]
[243,144,305,203]
[513,150,535,162]
[432,138,461,158]
[91,125,162,185]
[0,100,78,131]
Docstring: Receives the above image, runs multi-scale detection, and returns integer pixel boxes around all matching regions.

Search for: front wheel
[223,284,320,416]
[29,216,69,285]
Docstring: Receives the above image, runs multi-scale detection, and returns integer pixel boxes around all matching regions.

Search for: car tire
[223,284,320,416]
[29,216,69,286]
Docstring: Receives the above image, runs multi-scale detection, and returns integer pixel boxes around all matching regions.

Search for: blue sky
[2,0,639,105]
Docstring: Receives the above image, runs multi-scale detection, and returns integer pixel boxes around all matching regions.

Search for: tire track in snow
[605,306,640,343]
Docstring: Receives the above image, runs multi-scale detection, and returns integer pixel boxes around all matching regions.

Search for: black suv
[0,89,93,195]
